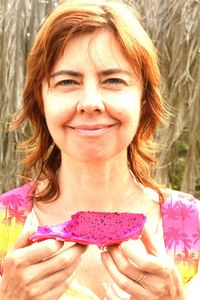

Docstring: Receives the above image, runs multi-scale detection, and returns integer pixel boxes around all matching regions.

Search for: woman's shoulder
[161,188,200,225]
[162,188,199,206]
[161,189,200,283]
[0,182,36,211]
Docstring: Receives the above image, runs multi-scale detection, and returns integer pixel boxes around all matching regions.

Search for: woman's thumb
[11,226,38,250]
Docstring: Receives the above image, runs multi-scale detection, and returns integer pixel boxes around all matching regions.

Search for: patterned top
[161,189,200,284]
[0,183,199,298]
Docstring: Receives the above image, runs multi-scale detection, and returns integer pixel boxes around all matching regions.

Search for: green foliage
[169,138,189,191]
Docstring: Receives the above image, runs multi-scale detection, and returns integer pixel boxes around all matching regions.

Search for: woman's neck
[56,154,143,212]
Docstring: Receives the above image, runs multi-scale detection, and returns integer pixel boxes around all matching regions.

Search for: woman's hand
[101,229,187,300]
[0,228,87,300]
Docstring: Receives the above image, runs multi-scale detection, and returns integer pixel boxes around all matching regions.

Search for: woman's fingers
[4,239,64,269]
[104,243,185,300]
[104,245,142,281]
[26,259,79,296]
[101,250,146,297]
[120,239,172,276]
[8,226,87,270]
[34,280,69,300]
[140,227,159,256]
[11,227,38,250]
[2,239,87,299]
[30,243,87,281]
[103,282,121,300]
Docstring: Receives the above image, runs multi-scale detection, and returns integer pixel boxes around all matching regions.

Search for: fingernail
[101,251,108,260]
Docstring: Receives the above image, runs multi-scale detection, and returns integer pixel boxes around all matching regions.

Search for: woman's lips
[67,124,115,136]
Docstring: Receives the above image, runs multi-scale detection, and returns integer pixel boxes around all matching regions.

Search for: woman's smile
[66,124,117,137]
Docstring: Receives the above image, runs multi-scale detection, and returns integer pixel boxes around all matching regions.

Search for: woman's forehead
[51,29,135,75]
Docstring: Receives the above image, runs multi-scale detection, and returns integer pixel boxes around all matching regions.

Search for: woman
[0,0,199,299]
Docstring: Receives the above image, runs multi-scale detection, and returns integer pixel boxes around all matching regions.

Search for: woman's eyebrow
[50,68,133,78]
[50,70,83,78]
[99,68,133,76]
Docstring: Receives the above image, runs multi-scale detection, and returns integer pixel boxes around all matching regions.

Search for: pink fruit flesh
[29,211,146,249]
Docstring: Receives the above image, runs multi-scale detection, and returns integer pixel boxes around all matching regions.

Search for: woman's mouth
[67,124,116,136]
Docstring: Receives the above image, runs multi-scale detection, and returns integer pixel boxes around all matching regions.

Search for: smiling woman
[14,0,163,203]
[0,0,199,299]
[42,30,142,164]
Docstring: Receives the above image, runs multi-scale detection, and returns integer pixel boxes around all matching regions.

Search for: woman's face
[42,30,142,162]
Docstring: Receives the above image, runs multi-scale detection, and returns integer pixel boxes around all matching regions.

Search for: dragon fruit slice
[29,211,146,249]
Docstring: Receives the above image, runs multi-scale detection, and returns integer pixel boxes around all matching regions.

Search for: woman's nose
[76,90,105,113]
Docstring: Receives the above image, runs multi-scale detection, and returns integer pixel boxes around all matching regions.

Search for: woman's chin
[62,147,125,164]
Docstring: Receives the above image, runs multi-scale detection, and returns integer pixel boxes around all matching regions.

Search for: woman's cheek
[44,98,74,126]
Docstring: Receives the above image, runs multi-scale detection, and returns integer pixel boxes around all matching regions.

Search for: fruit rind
[29,211,146,249]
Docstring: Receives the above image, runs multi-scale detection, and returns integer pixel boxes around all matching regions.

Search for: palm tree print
[1,189,32,211]
[162,199,195,221]
[181,235,192,253]
[179,201,195,221]
[162,201,180,220]
[193,228,200,246]
[3,208,27,225]
[176,251,197,265]
[164,227,186,257]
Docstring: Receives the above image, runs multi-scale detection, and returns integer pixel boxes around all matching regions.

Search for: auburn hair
[14,0,167,202]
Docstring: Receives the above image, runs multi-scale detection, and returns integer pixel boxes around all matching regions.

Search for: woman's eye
[57,79,78,86]
[103,78,126,85]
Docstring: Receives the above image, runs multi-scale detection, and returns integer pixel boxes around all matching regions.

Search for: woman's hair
[14,0,167,202]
